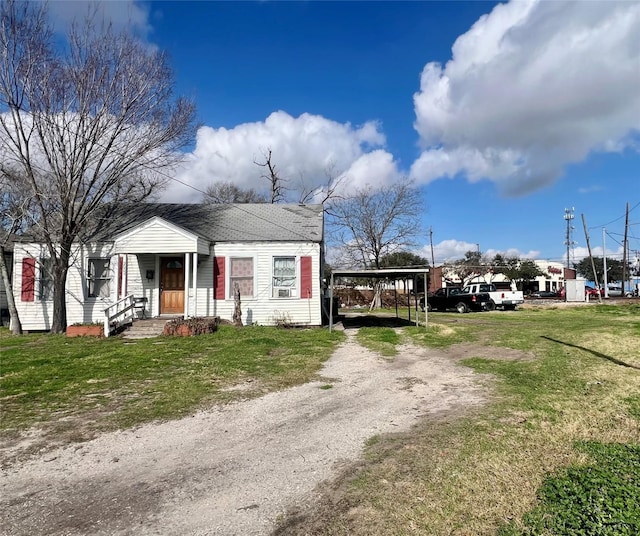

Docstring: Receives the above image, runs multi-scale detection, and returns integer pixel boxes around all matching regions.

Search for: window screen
[230,258,254,297]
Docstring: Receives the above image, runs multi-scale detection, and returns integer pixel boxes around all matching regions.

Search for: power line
[589,200,640,229]
[608,231,640,241]
[606,231,624,248]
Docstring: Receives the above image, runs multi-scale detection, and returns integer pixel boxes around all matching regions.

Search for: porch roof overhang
[328,268,430,332]
[113,216,210,255]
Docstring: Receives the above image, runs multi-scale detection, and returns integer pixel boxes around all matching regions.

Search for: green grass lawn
[278,304,640,535]
[0,325,344,443]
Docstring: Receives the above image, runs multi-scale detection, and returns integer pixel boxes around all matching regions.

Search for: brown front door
[160,257,185,314]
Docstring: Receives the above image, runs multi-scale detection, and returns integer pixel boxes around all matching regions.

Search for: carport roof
[331,268,429,279]
[328,268,430,332]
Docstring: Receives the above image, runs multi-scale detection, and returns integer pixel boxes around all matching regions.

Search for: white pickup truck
[462,283,525,310]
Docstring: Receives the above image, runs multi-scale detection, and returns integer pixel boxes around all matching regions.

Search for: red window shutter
[214,256,225,299]
[300,256,312,299]
[21,257,36,302]
[118,256,123,298]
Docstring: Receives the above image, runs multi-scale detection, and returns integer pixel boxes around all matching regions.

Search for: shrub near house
[163,317,219,336]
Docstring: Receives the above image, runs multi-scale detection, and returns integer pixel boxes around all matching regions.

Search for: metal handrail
[103,294,136,337]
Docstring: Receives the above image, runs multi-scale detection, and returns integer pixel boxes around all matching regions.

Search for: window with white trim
[272,256,297,298]
[87,258,111,298]
[229,257,254,298]
[38,258,54,301]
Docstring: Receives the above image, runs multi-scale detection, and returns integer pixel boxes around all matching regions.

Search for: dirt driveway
[1,326,489,536]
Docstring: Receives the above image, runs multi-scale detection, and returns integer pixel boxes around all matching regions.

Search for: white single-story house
[12,203,325,332]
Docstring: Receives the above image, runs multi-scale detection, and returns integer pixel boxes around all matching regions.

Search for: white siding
[121,254,158,318]
[13,242,118,330]
[201,242,322,326]
[115,220,201,254]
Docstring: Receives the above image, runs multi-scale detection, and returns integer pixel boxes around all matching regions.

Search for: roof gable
[114,216,205,254]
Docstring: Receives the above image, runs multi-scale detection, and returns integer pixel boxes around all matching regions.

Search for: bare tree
[444,251,490,286]
[0,171,32,334]
[298,164,346,211]
[0,1,196,332]
[330,180,423,307]
[254,148,287,204]
[202,180,267,204]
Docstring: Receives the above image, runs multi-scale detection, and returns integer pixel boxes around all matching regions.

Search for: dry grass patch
[577,331,640,368]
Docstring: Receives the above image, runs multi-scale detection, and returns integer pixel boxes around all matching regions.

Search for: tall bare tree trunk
[232,282,243,327]
[0,245,21,334]
[369,281,383,311]
[51,241,71,333]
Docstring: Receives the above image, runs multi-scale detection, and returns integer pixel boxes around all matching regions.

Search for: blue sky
[50,1,640,266]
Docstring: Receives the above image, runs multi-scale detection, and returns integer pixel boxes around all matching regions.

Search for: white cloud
[420,239,478,264]
[571,245,624,261]
[166,111,402,202]
[484,248,540,260]
[411,0,640,195]
[47,1,152,38]
[419,240,541,264]
[578,185,604,194]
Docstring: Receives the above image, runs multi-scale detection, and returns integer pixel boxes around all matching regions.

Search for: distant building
[429,260,574,295]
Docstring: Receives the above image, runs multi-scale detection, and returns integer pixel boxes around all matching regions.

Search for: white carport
[328,268,430,332]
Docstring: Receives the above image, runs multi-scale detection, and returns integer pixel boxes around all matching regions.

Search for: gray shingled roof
[102,203,324,243]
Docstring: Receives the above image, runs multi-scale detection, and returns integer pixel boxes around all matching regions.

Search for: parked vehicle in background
[608,286,634,297]
[420,287,492,313]
[530,290,559,298]
[585,286,604,298]
[463,283,525,310]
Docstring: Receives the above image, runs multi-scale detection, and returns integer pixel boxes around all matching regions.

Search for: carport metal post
[414,275,419,327]
[424,271,428,327]
[394,279,398,319]
[329,273,334,332]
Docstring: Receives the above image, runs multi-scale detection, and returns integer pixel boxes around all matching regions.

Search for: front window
[38,258,54,301]
[273,256,296,298]
[230,257,254,298]
[87,258,111,298]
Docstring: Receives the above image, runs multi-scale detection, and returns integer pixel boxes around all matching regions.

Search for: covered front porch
[104,216,212,334]
[104,251,209,336]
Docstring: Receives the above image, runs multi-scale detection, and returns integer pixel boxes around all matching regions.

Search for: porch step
[121,318,170,340]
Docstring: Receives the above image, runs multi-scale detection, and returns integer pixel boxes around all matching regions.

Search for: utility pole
[582,214,602,303]
[622,202,629,295]
[603,227,609,298]
[429,226,435,267]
